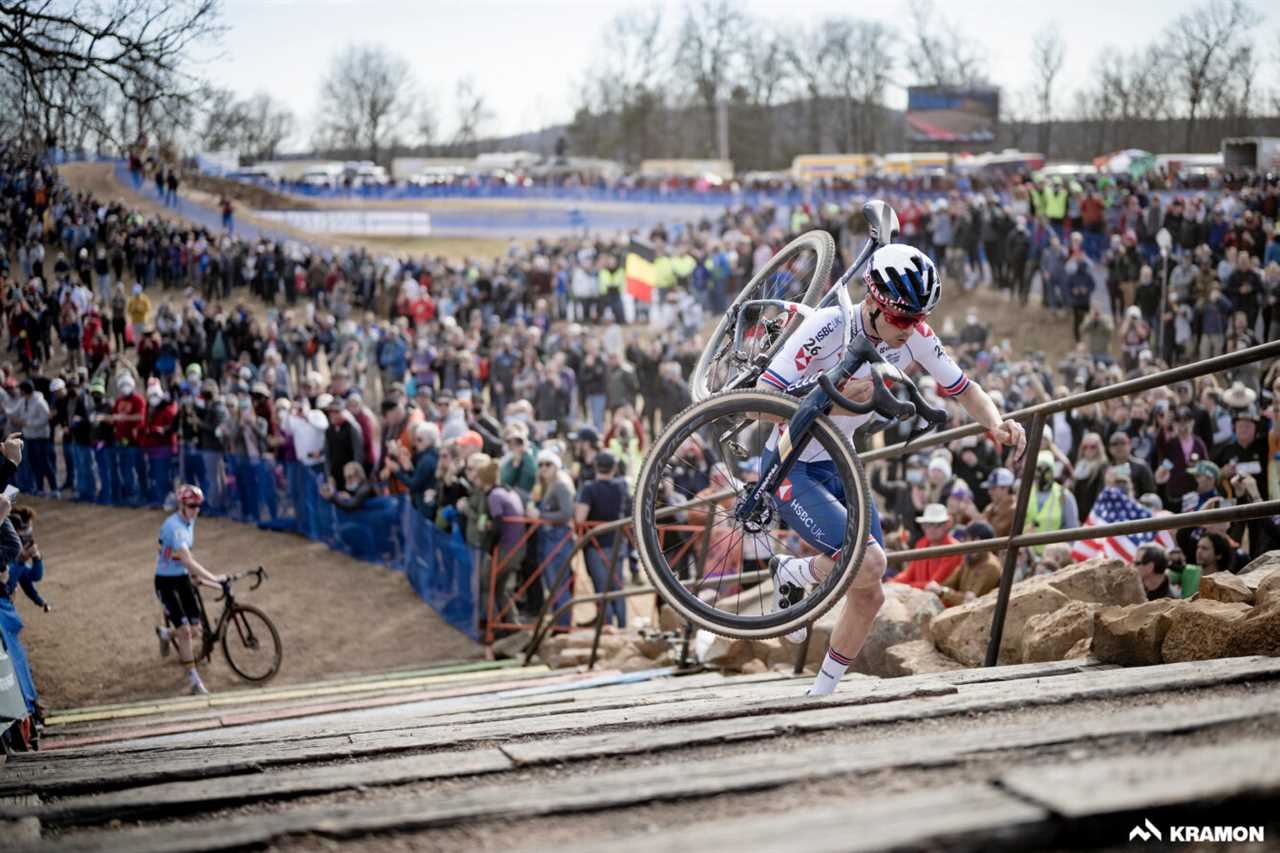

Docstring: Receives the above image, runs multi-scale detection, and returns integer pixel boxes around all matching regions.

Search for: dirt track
[15,496,481,709]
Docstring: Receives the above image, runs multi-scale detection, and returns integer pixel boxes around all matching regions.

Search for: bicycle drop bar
[817,338,949,425]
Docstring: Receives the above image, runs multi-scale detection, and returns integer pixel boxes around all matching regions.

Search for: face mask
[906,469,924,485]
[1037,468,1054,488]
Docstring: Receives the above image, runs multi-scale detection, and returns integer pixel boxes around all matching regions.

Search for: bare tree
[827,19,896,153]
[1031,24,1064,157]
[673,0,746,157]
[1165,0,1251,150]
[905,0,987,87]
[780,22,837,152]
[199,86,247,152]
[316,43,414,164]
[1001,88,1037,151]
[0,0,221,150]
[452,77,493,155]
[239,93,294,161]
[728,17,791,169]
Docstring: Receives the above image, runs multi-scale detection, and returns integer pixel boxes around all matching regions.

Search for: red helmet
[176,484,205,508]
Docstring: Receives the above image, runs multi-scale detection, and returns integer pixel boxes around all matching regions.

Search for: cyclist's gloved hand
[988,418,1028,466]
[839,376,874,403]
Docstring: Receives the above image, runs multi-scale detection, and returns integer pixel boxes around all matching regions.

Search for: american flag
[1070,486,1177,563]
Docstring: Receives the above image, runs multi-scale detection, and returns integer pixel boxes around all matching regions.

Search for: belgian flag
[625,239,656,304]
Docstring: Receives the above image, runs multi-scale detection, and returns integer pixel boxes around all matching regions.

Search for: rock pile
[1091,550,1280,666]
[526,551,1280,676]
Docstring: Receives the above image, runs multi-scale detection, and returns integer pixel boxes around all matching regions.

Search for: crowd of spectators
[0,149,1277,639]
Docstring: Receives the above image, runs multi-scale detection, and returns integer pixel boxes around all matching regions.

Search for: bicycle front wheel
[221,604,283,682]
[690,230,834,403]
[634,389,871,640]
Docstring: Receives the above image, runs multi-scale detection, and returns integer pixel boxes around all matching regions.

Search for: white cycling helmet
[863,244,941,316]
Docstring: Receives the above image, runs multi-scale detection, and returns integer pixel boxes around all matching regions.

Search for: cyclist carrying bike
[154,484,226,695]
[759,244,1026,696]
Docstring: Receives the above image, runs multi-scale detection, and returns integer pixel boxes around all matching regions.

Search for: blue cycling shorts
[771,459,883,558]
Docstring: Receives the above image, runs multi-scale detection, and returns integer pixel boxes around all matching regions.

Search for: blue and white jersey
[155,512,195,578]
[761,304,969,462]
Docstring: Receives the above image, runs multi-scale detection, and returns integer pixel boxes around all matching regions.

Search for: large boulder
[807,584,943,675]
[1237,549,1280,576]
[1021,601,1099,663]
[882,639,966,677]
[1042,557,1146,606]
[930,584,1070,666]
[1091,599,1182,666]
[1161,600,1252,663]
[1198,572,1254,605]
[1252,573,1280,609]
[1224,598,1280,658]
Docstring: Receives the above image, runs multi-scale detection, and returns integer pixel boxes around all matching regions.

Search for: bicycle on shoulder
[162,566,283,683]
[636,200,1025,643]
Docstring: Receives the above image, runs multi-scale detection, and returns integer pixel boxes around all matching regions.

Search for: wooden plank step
[8,749,514,827]
[4,656,1272,799]
[0,679,951,797]
[505,655,1280,765]
[42,664,554,727]
[16,690,1278,850]
[34,660,1107,761]
[33,666,686,760]
[29,667,609,756]
[0,794,42,846]
[526,785,1048,853]
[1001,739,1280,818]
[43,659,513,720]
[35,670,785,761]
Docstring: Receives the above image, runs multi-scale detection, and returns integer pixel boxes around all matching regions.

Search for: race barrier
[19,446,480,641]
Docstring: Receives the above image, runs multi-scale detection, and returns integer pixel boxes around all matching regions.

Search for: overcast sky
[210,0,1266,151]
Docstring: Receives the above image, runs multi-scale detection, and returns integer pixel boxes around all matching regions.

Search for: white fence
[253,209,432,236]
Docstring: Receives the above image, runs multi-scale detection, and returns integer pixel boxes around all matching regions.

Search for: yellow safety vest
[1023,483,1063,558]
[653,256,676,290]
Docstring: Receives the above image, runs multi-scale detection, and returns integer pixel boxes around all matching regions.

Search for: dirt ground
[11,496,481,709]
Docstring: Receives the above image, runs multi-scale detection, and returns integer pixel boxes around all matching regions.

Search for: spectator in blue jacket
[377,322,409,393]
[1,505,48,720]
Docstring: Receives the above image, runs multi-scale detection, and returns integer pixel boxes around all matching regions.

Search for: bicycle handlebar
[215,566,268,601]
[818,338,950,427]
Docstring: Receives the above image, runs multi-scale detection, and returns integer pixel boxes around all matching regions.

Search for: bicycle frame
[731,282,861,525]
[714,228,885,397]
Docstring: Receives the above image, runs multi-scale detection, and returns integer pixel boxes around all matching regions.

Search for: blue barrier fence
[240,178,955,209]
[17,445,479,640]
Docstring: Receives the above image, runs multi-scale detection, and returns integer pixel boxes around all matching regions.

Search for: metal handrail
[518,338,1280,668]
[885,500,1280,564]
[864,338,1280,464]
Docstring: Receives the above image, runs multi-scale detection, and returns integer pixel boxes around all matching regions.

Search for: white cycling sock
[776,555,818,588]
[808,647,854,696]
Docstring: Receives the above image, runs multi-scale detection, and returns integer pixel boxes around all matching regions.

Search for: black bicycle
[635,201,948,640]
[165,567,283,682]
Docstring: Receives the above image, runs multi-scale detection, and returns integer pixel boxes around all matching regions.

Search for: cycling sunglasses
[879,310,925,330]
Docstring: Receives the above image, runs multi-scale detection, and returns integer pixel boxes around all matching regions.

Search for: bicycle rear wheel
[221,604,283,682]
[690,231,834,403]
[633,389,871,640]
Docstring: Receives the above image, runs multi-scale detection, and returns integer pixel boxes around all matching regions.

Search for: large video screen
[906,86,999,144]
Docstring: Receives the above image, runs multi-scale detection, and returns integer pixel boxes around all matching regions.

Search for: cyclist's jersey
[156,512,194,577]
[760,304,969,462]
